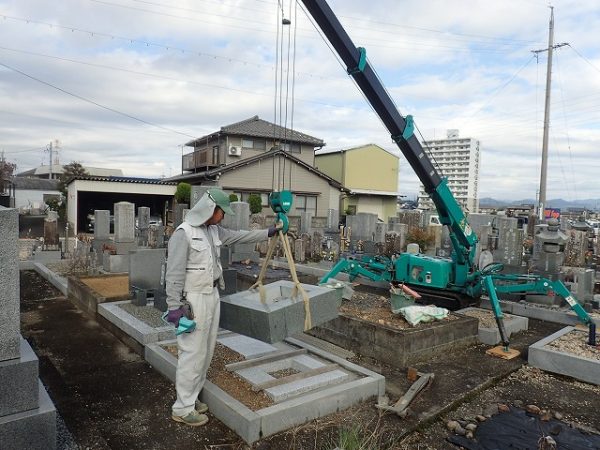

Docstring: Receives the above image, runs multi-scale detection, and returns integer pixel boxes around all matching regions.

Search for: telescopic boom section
[301,0,478,262]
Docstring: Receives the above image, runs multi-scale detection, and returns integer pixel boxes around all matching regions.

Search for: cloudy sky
[1,0,599,202]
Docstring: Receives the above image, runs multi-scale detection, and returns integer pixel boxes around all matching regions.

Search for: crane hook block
[269,190,293,234]
[269,190,293,214]
[347,47,367,75]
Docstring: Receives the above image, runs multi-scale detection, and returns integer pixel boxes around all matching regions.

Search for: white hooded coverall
[166,194,267,417]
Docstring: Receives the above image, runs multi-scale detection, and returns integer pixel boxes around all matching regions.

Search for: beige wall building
[172,116,344,216]
[315,144,399,221]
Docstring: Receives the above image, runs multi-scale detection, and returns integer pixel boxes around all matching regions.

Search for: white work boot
[171,409,209,427]
[195,400,209,414]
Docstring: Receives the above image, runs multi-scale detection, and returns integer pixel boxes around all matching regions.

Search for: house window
[241,139,266,150]
[295,195,317,215]
[237,191,269,207]
[282,142,301,154]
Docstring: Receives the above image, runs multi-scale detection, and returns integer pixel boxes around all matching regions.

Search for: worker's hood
[184,188,235,226]
[184,193,216,226]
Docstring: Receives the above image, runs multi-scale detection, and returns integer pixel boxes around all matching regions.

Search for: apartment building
[417,129,480,213]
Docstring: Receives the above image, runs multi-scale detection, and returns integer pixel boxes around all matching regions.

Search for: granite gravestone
[174,203,188,229]
[346,212,377,242]
[94,210,111,240]
[114,201,135,243]
[0,206,57,449]
[137,206,150,246]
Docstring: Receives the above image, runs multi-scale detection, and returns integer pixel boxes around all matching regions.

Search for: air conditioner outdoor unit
[228,146,241,156]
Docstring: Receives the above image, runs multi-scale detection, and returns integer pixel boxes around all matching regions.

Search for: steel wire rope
[272,1,281,192]
[0,61,199,139]
[281,0,296,191]
[288,2,299,192]
[278,1,287,192]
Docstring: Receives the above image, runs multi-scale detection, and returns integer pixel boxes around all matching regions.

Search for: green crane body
[301,0,592,347]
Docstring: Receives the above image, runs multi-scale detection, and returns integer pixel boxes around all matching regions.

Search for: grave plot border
[480,298,599,326]
[457,307,529,345]
[145,336,384,444]
[528,326,600,385]
[98,300,174,348]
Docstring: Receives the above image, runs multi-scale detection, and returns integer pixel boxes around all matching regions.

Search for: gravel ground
[461,309,515,328]
[546,329,600,360]
[56,411,79,450]
[163,342,273,410]
[118,302,166,328]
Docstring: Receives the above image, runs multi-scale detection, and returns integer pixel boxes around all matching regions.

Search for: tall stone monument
[0,206,56,448]
[114,201,135,243]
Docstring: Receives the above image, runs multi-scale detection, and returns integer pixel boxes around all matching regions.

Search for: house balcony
[182,147,220,171]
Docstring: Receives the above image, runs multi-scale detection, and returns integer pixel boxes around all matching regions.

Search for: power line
[81,2,529,54]
[128,0,541,46]
[0,60,199,139]
[2,147,46,154]
[567,44,600,74]
[0,45,379,113]
[0,14,339,81]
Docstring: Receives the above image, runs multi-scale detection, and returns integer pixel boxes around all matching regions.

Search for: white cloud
[1,0,599,202]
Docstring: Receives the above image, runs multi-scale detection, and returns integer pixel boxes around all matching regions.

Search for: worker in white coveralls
[165,188,280,426]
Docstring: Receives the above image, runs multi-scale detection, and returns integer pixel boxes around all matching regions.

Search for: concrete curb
[457,307,528,345]
[528,326,600,385]
[480,298,599,326]
[98,301,174,345]
[21,261,68,296]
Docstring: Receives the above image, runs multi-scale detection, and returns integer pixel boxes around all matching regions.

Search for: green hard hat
[207,188,235,215]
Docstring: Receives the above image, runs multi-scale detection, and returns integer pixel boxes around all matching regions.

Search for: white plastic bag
[399,305,449,326]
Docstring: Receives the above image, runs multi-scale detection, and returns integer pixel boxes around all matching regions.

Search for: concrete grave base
[67,274,129,317]
[220,280,342,343]
[145,332,384,444]
[0,339,40,417]
[480,297,599,326]
[309,313,478,368]
[457,307,529,345]
[102,253,130,273]
[33,250,62,263]
[98,300,174,347]
[529,326,600,385]
[0,381,56,450]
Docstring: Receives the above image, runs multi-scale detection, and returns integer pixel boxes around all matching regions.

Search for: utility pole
[532,7,568,221]
[47,141,53,180]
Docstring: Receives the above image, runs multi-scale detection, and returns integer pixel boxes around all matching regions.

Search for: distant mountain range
[479,197,600,210]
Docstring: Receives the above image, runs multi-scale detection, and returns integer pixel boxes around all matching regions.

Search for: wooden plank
[225,349,308,371]
[252,364,340,392]
[486,346,520,360]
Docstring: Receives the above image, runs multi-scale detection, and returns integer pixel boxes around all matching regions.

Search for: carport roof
[66,175,177,185]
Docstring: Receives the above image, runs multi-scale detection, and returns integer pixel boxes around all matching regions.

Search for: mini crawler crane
[298,0,592,351]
